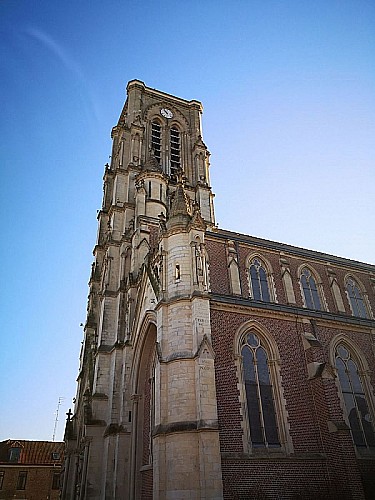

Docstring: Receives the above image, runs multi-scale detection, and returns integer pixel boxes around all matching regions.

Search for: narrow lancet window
[300,268,321,310]
[346,277,368,318]
[249,259,270,302]
[175,264,181,281]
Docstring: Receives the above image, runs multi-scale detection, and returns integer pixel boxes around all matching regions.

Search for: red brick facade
[206,229,375,499]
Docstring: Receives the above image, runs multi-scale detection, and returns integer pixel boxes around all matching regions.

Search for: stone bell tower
[62,80,223,499]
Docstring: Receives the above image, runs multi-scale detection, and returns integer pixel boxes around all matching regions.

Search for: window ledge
[356,449,375,460]
[222,451,326,461]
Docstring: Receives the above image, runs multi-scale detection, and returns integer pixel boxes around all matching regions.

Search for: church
[62,80,375,499]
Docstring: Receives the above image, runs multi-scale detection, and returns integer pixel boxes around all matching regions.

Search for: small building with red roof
[0,440,64,499]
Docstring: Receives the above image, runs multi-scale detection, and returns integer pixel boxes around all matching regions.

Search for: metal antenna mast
[52,397,64,442]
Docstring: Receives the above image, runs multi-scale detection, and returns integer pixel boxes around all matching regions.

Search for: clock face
[160,108,173,119]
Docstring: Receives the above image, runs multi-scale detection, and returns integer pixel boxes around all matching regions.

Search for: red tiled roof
[0,440,64,465]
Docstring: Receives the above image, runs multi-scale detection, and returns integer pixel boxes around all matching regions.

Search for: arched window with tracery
[170,126,181,176]
[241,332,280,448]
[346,277,368,319]
[249,258,271,302]
[151,120,161,163]
[335,344,375,450]
[300,267,322,310]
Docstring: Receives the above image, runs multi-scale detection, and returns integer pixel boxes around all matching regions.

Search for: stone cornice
[107,202,135,215]
[153,419,218,437]
[155,291,210,310]
[136,170,168,182]
[210,293,375,331]
[94,239,122,253]
[155,334,214,364]
[207,229,375,272]
[113,165,132,174]
[127,79,203,111]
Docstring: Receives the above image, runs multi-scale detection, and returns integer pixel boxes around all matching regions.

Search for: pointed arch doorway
[131,322,157,500]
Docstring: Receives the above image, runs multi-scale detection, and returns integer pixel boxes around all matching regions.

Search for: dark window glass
[300,274,311,308]
[17,472,27,490]
[0,471,4,489]
[250,265,261,300]
[301,268,321,310]
[243,347,263,445]
[249,259,271,302]
[335,345,375,449]
[242,333,280,448]
[346,278,368,319]
[52,472,60,490]
[310,280,321,310]
[259,267,270,302]
[170,126,180,176]
[336,358,350,392]
[247,333,259,348]
[9,447,21,462]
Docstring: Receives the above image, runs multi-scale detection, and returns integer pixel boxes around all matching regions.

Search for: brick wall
[0,466,61,500]
[210,306,370,499]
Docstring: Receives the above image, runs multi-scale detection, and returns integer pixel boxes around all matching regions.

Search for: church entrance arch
[131,322,157,500]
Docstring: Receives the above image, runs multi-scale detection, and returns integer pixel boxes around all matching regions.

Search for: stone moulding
[155,334,214,363]
[153,419,219,437]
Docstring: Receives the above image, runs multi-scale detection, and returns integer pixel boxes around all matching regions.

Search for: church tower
[63,80,223,499]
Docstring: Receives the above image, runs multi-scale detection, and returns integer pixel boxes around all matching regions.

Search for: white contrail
[25,26,100,122]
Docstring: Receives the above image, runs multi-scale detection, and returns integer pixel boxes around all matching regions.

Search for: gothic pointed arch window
[334,343,375,450]
[236,323,292,454]
[151,120,162,164]
[242,332,280,447]
[248,258,271,302]
[300,267,322,310]
[170,125,181,177]
[345,277,368,319]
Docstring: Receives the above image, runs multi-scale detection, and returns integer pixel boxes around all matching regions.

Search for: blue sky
[0,0,374,441]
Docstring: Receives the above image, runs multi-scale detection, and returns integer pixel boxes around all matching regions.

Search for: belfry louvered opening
[151,121,161,163]
[170,126,180,176]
